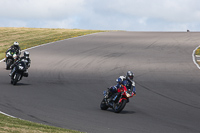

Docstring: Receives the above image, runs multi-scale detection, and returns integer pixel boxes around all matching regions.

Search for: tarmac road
[1,31,200,133]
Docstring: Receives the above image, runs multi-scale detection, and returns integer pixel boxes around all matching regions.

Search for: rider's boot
[23,70,28,77]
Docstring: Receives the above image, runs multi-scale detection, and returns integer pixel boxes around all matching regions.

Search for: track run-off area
[1,31,200,133]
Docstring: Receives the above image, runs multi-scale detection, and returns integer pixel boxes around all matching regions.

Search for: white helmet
[13,42,19,46]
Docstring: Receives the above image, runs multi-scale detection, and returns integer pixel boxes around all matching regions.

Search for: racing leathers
[107,76,136,100]
[9,56,31,77]
[6,45,21,57]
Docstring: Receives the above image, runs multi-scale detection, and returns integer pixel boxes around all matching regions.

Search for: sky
[1,0,200,31]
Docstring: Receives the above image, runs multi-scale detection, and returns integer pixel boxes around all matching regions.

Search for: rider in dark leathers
[9,51,31,77]
[107,71,136,101]
[6,42,21,57]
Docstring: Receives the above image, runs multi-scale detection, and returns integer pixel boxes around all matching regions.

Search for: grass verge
[195,48,200,55]
[0,27,105,60]
[0,27,105,132]
[195,47,200,65]
[0,113,82,133]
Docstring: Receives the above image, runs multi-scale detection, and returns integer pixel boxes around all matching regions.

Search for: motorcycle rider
[6,42,21,57]
[9,51,31,77]
[106,71,136,99]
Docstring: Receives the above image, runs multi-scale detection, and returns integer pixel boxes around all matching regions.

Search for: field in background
[0,27,105,60]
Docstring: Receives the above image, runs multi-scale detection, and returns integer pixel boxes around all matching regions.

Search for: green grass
[0,27,106,60]
[195,48,200,55]
[0,27,106,132]
[195,47,200,65]
[0,113,83,133]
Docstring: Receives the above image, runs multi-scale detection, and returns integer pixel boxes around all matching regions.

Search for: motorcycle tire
[113,99,127,113]
[13,73,20,85]
[100,99,109,110]
[6,59,13,70]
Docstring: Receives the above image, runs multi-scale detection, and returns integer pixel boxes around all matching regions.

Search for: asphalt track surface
[1,31,200,133]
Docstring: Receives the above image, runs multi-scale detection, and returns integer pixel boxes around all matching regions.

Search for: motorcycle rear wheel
[113,99,127,113]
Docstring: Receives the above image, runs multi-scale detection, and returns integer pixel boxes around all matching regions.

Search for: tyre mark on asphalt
[137,82,200,109]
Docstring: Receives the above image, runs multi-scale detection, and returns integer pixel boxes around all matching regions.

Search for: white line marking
[195,55,200,57]
[0,111,16,118]
[0,32,102,63]
[20,32,102,52]
[0,59,4,62]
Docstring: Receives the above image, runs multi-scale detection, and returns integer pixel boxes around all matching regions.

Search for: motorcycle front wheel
[12,73,20,85]
[100,98,109,110]
[6,59,13,70]
[113,99,127,113]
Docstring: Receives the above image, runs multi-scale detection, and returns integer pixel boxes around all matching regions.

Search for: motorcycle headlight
[19,65,24,70]
[125,91,133,98]
[13,54,17,58]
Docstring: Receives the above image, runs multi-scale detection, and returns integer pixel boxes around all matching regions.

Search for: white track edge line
[0,32,103,63]
[0,111,16,118]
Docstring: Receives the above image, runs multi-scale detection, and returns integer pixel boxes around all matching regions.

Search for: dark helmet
[24,51,29,58]
[126,71,134,81]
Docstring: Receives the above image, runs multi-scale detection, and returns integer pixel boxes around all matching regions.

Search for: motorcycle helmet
[13,42,19,46]
[116,77,123,84]
[126,71,134,81]
[24,51,29,58]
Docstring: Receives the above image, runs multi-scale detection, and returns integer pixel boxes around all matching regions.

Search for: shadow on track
[101,109,136,114]
[12,83,31,86]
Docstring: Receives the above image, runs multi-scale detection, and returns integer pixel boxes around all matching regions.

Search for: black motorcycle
[5,49,18,70]
[10,61,28,85]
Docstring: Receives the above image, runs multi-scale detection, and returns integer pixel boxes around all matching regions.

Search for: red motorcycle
[100,85,134,113]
